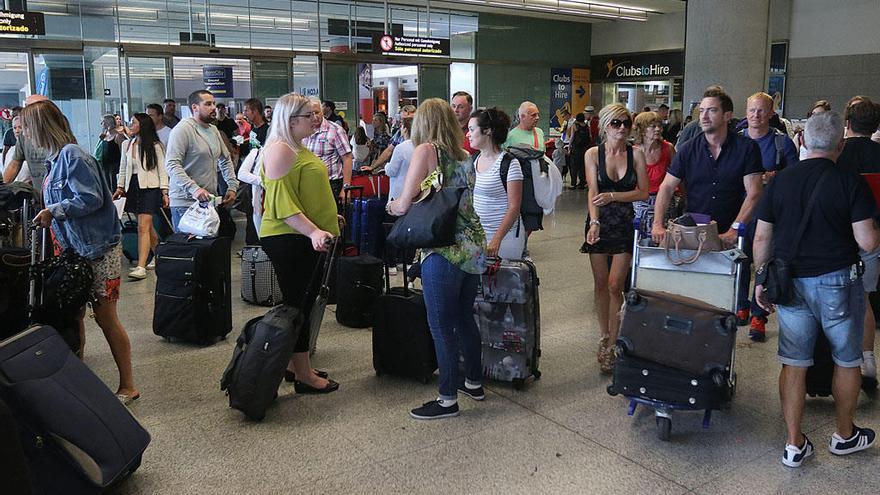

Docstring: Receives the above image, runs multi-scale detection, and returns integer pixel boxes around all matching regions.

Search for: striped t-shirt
[473,153,524,242]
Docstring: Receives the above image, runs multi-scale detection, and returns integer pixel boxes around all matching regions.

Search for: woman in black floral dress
[582,103,649,374]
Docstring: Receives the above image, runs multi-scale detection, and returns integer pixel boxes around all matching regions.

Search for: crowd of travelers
[2,81,880,467]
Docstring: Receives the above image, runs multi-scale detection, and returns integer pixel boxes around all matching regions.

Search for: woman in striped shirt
[468,107,524,260]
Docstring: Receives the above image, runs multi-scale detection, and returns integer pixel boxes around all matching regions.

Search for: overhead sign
[590,51,684,82]
[203,66,234,97]
[0,10,45,35]
[373,34,450,57]
[0,108,12,121]
[571,68,591,115]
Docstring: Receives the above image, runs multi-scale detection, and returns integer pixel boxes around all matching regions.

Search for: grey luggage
[240,245,283,306]
[221,305,301,421]
[475,259,542,389]
[0,324,151,493]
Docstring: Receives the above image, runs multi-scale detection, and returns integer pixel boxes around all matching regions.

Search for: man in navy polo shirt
[651,86,764,299]
[739,92,800,340]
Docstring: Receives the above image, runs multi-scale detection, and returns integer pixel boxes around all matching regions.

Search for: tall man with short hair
[164,90,238,230]
[146,103,171,147]
[505,101,546,153]
[162,98,180,128]
[243,98,269,156]
[740,91,800,341]
[754,110,879,468]
[303,98,352,205]
[652,88,764,249]
[451,91,474,153]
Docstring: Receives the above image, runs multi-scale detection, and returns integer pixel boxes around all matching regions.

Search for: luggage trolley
[607,219,746,440]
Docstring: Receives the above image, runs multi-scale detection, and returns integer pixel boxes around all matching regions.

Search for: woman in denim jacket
[25,100,140,406]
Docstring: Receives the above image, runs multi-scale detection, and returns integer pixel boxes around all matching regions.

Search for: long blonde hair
[266,92,311,152]
[20,100,77,157]
[410,98,468,162]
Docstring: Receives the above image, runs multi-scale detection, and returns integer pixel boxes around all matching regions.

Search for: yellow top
[259,147,341,238]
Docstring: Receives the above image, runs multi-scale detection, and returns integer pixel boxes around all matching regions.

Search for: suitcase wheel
[656,416,672,441]
[711,370,725,388]
[723,315,737,333]
[625,291,640,306]
[512,378,526,390]
[533,370,542,380]
[615,341,629,357]
[607,384,618,397]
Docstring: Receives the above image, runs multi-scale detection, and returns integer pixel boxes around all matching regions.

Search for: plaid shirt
[303,118,351,180]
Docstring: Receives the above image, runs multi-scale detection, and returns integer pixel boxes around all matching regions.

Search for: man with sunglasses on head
[651,87,764,252]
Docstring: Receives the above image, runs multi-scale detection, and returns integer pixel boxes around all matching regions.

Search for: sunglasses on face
[609,119,632,129]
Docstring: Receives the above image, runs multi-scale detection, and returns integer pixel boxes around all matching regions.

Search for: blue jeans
[421,253,482,400]
[170,206,188,232]
[777,266,865,368]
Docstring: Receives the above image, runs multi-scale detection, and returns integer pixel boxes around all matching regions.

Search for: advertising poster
[571,68,591,115]
[768,75,785,113]
[549,68,572,137]
[357,63,374,131]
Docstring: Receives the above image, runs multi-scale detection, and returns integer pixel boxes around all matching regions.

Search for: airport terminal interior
[1,0,880,493]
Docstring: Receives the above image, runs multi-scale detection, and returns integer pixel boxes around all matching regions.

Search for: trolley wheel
[625,291,640,306]
[512,378,526,390]
[607,385,618,397]
[533,370,542,380]
[615,342,628,357]
[656,416,672,441]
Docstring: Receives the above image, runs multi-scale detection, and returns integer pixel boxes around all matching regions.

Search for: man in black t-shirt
[214,103,238,141]
[836,99,880,389]
[754,111,879,468]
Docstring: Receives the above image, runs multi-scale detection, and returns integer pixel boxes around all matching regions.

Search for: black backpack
[571,123,591,149]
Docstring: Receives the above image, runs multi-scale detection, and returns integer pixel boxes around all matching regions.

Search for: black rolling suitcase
[475,259,542,389]
[335,254,383,328]
[617,289,737,377]
[153,233,232,344]
[608,354,732,411]
[806,332,834,397]
[0,325,151,494]
[372,254,436,383]
[221,305,301,421]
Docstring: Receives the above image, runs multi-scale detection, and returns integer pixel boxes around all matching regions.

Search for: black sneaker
[458,384,485,401]
[781,435,814,468]
[829,425,876,455]
[409,400,459,420]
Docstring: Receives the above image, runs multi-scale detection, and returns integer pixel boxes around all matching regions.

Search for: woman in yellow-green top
[259,93,341,395]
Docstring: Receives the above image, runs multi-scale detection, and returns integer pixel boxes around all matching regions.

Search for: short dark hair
[575,112,586,123]
[658,103,669,110]
[702,88,734,114]
[244,98,264,114]
[163,98,176,105]
[322,100,336,111]
[11,106,23,116]
[264,105,272,110]
[188,90,212,108]
[146,103,163,115]
[470,107,511,147]
[846,101,880,135]
[216,102,226,109]
[452,91,473,106]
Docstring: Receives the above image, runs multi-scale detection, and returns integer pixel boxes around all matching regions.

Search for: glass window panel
[252,60,291,101]
[450,62,475,103]
[0,52,30,140]
[27,1,83,40]
[294,55,320,98]
[116,0,172,45]
[172,57,251,115]
[127,57,170,116]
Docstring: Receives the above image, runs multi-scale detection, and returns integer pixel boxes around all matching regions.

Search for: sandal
[116,393,141,406]
[600,346,617,375]
[597,337,609,365]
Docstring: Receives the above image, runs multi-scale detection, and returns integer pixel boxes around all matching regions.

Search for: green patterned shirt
[424,147,486,274]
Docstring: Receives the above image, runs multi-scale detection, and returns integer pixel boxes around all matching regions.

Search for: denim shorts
[776,266,865,368]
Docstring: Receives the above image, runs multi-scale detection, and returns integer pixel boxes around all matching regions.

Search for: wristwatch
[589,220,600,226]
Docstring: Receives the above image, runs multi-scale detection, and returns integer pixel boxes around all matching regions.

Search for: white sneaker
[128,266,147,280]
[829,425,876,456]
[781,436,814,468]
[146,259,156,270]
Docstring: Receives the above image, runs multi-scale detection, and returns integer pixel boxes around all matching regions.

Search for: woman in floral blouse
[387,98,486,421]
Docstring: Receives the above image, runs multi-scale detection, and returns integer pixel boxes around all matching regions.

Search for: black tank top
[597,144,637,192]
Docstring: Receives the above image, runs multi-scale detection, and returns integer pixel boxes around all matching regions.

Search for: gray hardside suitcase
[240,245,283,307]
[474,259,542,389]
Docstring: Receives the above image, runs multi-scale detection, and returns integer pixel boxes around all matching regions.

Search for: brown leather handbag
[663,220,723,265]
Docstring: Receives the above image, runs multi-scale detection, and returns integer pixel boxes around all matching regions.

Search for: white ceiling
[395,0,686,22]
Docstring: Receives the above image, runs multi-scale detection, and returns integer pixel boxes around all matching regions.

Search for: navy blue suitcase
[0,325,151,494]
[356,197,387,258]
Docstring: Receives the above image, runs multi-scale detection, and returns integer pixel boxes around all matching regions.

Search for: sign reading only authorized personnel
[373,34,450,57]
[0,10,45,35]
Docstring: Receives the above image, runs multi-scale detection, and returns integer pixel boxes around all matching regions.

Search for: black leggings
[261,234,323,353]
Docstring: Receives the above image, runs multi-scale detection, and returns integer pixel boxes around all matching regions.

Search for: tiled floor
[86,189,880,494]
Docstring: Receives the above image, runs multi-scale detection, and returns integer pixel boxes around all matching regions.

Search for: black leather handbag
[40,249,95,314]
[387,145,465,249]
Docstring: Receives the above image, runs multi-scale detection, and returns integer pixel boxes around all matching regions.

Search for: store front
[589,51,684,113]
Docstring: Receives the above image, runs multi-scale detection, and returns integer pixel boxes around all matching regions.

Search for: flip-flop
[116,393,141,406]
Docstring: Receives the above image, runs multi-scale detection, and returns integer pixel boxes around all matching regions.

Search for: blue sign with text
[550,68,572,136]
[203,66,234,97]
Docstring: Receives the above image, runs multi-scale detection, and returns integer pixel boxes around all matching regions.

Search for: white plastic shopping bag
[177,201,220,238]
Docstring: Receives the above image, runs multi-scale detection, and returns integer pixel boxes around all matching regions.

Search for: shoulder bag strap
[787,167,833,262]
[532,129,539,149]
